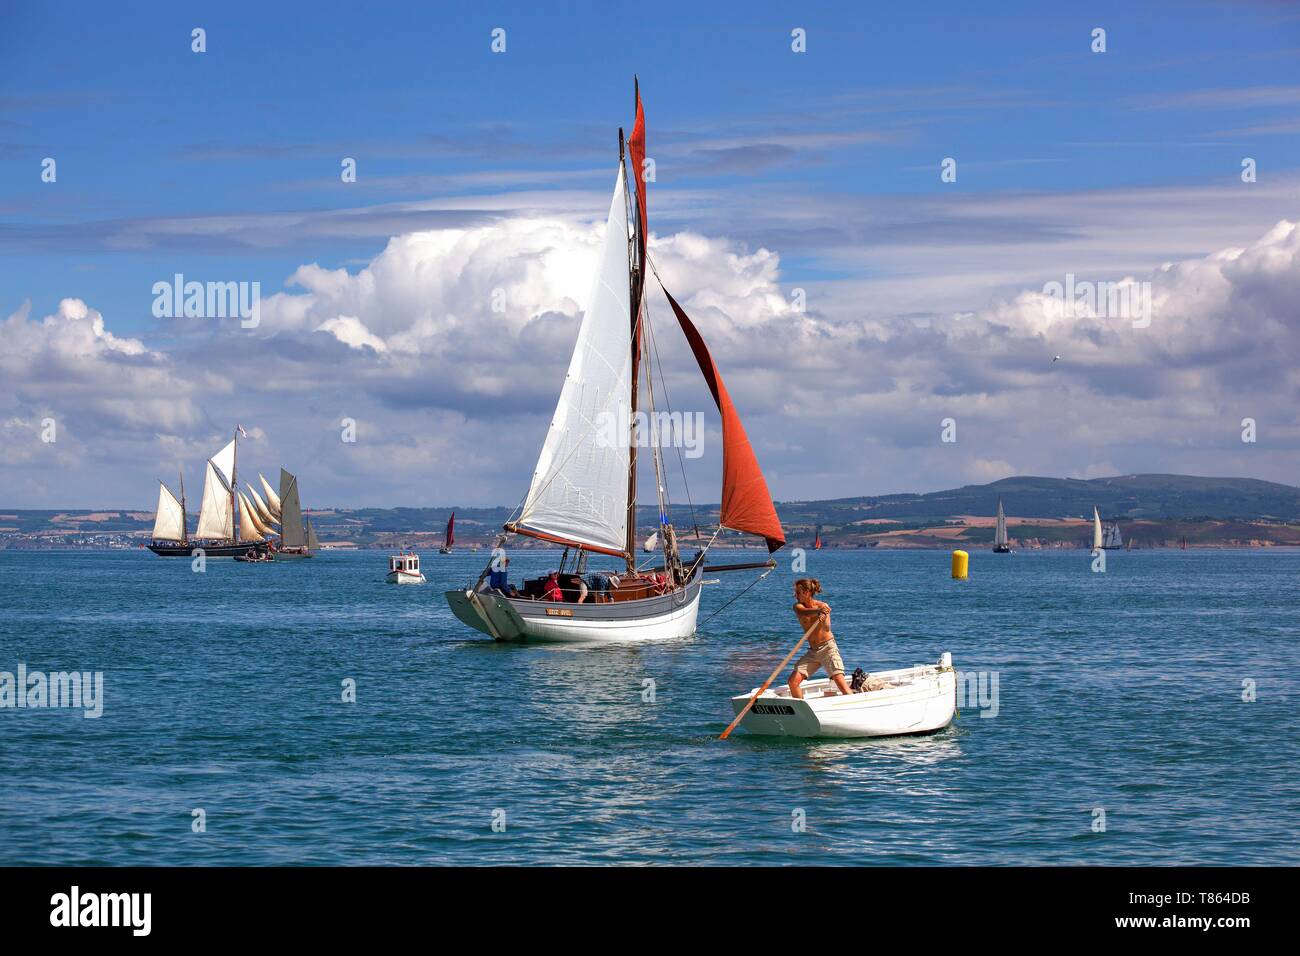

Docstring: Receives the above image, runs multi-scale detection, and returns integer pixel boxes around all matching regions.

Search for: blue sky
[1,1,1298,508]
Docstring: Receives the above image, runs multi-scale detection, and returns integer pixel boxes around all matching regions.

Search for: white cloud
[2,213,1298,509]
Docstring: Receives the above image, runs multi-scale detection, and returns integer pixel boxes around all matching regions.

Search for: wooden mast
[179,467,188,546]
[230,426,238,544]
[621,124,640,573]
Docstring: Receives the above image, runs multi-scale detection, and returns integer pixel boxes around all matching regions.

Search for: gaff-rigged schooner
[446,81,785,642]
[148,427,270,558]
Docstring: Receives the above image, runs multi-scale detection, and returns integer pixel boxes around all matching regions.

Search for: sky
[1,0,1298,511]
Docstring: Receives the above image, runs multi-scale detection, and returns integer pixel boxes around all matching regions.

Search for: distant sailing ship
[148,428,270,558]
[148,429,317,559]
[446,81,784,643]
[1089,508,1123,551]
[993,498,1012,553]
[813,526,822,550]
[439,513,455,554]
[276,468,318,559]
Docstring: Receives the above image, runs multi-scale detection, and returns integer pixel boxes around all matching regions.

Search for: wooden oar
[720,614,824,740]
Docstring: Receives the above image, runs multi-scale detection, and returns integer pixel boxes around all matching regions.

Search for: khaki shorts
[794,639,845,679]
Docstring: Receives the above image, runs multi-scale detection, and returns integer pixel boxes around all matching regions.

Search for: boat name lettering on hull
[753,703,796,716]
[545,608,574,617]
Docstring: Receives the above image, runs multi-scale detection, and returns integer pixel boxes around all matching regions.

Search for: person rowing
[788,578,854,699]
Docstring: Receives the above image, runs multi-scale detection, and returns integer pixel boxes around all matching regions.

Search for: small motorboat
[729,653,957,738]
[386,552,426,584]
[234,548,274,563]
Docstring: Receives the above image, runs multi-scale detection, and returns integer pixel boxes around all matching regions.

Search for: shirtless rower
[788,578,854,699]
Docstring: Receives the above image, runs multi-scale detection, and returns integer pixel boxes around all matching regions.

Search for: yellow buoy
[951,549,969,580]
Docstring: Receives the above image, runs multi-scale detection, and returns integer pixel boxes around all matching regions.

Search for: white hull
[730,656,957,738]
[446,578,702,643]
[386,570,426,585]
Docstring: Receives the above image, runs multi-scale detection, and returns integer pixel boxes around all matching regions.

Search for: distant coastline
[5,472,1299,552]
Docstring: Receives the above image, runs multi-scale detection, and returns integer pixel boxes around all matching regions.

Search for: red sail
[445,512,455,549]
[662,288,785,553]
[629,80,648,266]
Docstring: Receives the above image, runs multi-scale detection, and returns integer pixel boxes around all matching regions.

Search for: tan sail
[259,472,282,518]
[238,491,267,540]
[196,459,233,540]
[1092,507,1103,551]
[280,468,305,549]
[247,483,276,526]
[152,482,185,541]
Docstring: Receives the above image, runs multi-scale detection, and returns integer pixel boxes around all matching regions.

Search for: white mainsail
[247,484,276,526]
[211,440,236,488]
[238,491,265,540]
[1092,507,1103,551]
[995,499,1008,548]
[259,473,282,518]
[196,459,233,540]
[516,164,633,554]
[152,482,185,542]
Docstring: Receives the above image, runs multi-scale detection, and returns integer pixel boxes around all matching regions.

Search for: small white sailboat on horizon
[993,498,1012,553]
[1091,507,1123,550]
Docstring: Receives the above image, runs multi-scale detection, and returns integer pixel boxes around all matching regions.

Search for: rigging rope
[695,561,774,632]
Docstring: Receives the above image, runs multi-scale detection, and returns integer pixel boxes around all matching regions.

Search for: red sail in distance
[445,512,455,549]
[662,288,785,553]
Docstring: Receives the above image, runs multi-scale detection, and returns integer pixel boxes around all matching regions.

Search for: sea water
[0,548,1295,865]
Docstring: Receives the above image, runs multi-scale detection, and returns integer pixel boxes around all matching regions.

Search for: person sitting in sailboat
[488,556,510,593]
[788,579,854,699]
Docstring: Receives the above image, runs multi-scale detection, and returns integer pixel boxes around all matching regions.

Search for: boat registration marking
[752,703,796,716]
[545,608,574,617]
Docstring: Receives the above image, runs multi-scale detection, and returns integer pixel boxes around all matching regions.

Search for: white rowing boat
[729,653,957,738]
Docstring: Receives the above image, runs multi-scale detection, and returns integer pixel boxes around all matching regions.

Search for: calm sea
[0,547,1295,865]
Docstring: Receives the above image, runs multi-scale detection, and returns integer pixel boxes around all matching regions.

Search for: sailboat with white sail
[1090,507,1123,550]
[148,427,270,557]
[993,498,1012,553]
[446,81,785,643]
